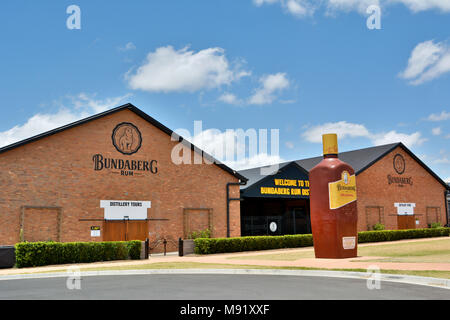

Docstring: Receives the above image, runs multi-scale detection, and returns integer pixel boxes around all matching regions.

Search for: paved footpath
[150,237,450,271]
[1,237,449,275]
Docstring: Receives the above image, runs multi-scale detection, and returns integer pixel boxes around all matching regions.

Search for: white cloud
[279,99,297,104]
[392,0,450,13]
[285,0,315,17]
[118,42,136,52]
[218,93,242,105]
[285,141,295,149]
[328,0,450,14]
[399,40,450,85]
[127,45,291,106]
[432,127,442,135]
[253,0,450,18]
[302,121,371,143]
[248,73,290,105]
[370,130,427,148]
[444,176,450,183]
[434,157,450,164]
[69,93,132,113]
[302,121,427,148]
[253,0,279,5]
[218,73,292,106]
[0,93,131,148]
[253,0,316,17]
[326,0,380,14]
[427,110,450,121]
[127,46,250,93]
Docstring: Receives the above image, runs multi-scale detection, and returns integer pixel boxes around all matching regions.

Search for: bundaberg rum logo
[92,122,157,177]
[112,122,142,155]
[393,154,405,175]
[328,170,357,210]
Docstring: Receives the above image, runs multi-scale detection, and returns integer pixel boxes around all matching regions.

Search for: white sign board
[90,226,101,237]
[269,222,277,233]
[342,237,356,250]
[91,230,100,237]
[394,203,415,216]
[100,200,151,220]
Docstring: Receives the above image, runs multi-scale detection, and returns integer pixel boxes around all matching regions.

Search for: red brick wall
[0,109,241,246]
[184,209,211,238]
[22,207,60,242]
[356,146,447,231]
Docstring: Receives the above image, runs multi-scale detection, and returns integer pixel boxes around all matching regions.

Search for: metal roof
[294,143,399,173]
[239,142,449,190]
[238,162,292,190]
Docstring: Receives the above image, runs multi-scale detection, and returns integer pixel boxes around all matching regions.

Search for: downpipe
[226,180,247,238]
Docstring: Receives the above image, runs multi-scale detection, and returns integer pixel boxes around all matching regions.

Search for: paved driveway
[0,274,449,300]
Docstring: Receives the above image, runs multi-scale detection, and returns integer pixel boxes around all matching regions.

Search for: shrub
[193,228,450,255]
[188,229,212,240]
[373,223,385,231]
[357,228,450,244]
[194,234,313,254]
[430,222,442,229]
[15,240,142,268]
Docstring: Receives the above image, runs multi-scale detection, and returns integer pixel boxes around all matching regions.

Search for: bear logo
[112,123,142,155]
[119,127,134,152]
[393,154,405,175]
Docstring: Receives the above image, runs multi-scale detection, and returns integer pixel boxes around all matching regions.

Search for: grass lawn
[356,238,450,263]
[227,238,450,263]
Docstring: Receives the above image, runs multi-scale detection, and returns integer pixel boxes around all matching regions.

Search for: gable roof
[0,103,248,182]
[294,143,399,173]
[239,162,293,191]
[239,142,449,190]
[240,161,310,197]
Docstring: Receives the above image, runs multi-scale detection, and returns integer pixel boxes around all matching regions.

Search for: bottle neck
[323,154,338,159]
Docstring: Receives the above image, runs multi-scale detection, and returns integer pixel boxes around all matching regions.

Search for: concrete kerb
[0,268,449,290]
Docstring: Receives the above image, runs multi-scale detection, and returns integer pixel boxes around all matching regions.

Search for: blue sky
[0,1,449,181]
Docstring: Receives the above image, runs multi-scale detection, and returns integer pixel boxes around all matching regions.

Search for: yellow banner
[328,171,357,210]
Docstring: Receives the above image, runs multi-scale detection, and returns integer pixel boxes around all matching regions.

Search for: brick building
[1,103,448,247]
[239,143,450,235]
[0,104,246,250]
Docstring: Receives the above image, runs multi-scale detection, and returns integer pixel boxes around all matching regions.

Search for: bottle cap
[322,133,338,155]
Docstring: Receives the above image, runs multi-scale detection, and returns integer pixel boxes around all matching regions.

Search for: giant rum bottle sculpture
[309,134,358,258]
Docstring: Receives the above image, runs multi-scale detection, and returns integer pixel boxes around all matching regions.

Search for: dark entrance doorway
[238,161,311,236]
[103,220,148,241]
[241,198,311,236]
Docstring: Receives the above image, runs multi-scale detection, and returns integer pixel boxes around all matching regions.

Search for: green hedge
[194,228,450,255]
[358,228,450,243]
[15,240,142,268]
[194,234,313,254]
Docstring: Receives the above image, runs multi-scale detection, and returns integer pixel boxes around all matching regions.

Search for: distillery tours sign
[387,154,412,187]
[100,200,151,220]
[92,122,158,177]
[394,203,416,216]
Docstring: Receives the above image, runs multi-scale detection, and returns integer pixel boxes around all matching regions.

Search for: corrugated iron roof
[239,142,449,190]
